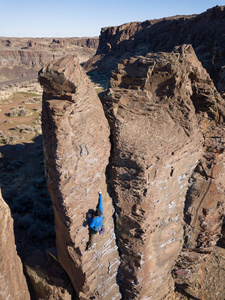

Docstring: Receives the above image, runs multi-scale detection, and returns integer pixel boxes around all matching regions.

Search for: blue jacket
[89,194,103,232]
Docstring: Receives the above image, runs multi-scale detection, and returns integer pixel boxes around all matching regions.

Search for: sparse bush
[32,201,49,220]
[5,186,18,201]
[9,105,33,117]
[27,220,55,240]
[16,213,33,229]
[32,177,46,189]
[11,192,34,214]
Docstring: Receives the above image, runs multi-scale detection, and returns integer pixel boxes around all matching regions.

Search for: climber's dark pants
[87,229,97,249]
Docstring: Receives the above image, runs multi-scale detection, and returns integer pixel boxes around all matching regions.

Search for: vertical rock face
[102,45,221,299]
[25,250,74,300]
[84,6,225,97]
[39,55,121,300]
[0,189,30,300]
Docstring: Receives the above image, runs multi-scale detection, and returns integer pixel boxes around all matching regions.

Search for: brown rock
[0,37,99,82]
[102,45,223,299]
[0,188,30,300]
[40,55,121,299]
[84,6,225,96]
[25,249,74,300]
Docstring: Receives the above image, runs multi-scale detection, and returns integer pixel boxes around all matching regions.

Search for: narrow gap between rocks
[99,93,124,297]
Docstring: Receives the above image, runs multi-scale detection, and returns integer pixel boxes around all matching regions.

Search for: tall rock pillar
[103,46,205,299]
[39,55,121,300]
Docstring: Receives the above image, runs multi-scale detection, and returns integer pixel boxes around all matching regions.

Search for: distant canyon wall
[0,37,99,82]
[84,6,225,98]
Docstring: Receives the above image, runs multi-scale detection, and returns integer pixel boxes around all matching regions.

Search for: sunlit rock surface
[39,55,121,300]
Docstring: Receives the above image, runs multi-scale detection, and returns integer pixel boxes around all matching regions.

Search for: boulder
[39,55,121,300]
[0,188,30,300]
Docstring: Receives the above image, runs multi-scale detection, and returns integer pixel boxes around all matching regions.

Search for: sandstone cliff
[0,189,30,300]
[39,55,121,300]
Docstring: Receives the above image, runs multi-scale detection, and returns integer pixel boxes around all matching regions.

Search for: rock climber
[86,189,104,250]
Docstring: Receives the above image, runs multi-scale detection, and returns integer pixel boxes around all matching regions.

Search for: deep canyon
[0,5,225,300]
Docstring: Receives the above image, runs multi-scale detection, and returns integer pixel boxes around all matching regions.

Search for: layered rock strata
[0,37,98,82]
[84,6,225,97]
[102,45,224,299]
[39,55,121,300]
[0,189,30,300]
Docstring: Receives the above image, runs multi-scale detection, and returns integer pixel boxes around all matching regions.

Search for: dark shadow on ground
[0,135,55,261]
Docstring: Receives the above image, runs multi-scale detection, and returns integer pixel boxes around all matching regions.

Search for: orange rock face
[0,189,30,300]
[39,55,121,300]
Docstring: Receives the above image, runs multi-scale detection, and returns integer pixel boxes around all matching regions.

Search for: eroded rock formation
[40,43,225,299]
[102,44,219,299]
[101,44,225,299]
[39,55,121,300]
[0,189,30,300]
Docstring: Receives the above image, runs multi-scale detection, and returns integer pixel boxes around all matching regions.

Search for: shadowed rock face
[39,55,121,300]
[25,249,74,300]
[102,45,225,299]
[0,189,30,300]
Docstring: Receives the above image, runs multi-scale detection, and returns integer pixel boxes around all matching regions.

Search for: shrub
[32,201,49,220]
[16,213,33,229]
[27,220,55,240]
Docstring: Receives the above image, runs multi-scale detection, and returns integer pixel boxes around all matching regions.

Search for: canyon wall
[0,37,98,82]
[39,55,121,300]
[0,189,30,300]
[84,6,225,97]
